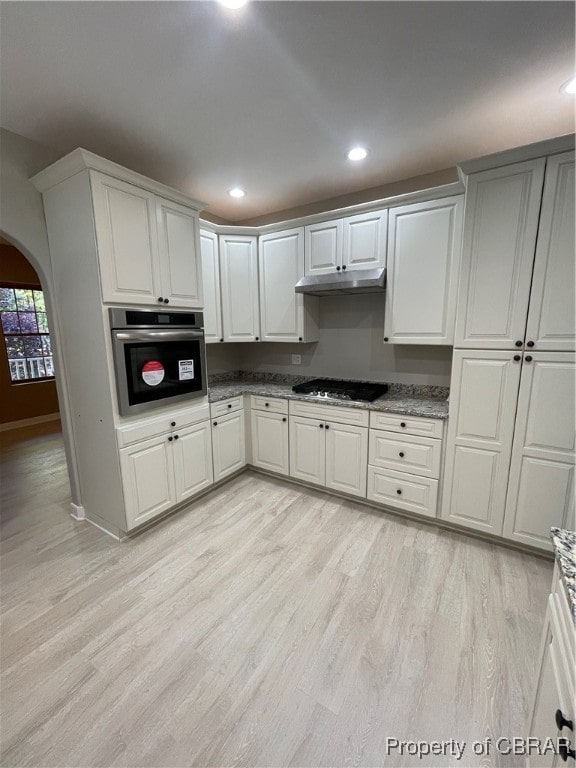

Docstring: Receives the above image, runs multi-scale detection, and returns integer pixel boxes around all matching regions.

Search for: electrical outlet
[291,354,302,365]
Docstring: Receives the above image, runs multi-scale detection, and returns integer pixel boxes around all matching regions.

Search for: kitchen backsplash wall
[206,343,243,376]
[209,294,452,386]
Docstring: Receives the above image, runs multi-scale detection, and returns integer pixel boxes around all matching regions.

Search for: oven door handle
[114,330,205,342]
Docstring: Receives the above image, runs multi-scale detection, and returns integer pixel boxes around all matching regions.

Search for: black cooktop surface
[292,379,389,402]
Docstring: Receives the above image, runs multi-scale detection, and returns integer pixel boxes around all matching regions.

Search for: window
[0,286,55,382]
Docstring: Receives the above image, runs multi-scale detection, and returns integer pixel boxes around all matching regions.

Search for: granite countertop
[207,373,450,420]
[551,527,576,625]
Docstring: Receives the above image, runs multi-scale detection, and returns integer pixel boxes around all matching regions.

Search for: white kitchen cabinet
[342,210,387,271]
[289,409,368,498]
[527,566,575,768]
[156,197,203,308]
[305,220,342,276]
[91,172,160,305]
[441,350,522,535]
[384,196,463,345]
[120,434,176,530]
[325,421,368,498]
[502,352,575,550]
[250,408,289,476]
[455,159,546,349]
[200,230,223,343]
[525,152,575,352]
[212,409,246,482]
[91,171,203,308]
[118,408,213,531]
[219,235,260,342]
[289,415,326,486]
[173,421,214,502]
[259,228,319,343]
[304,211,386,276]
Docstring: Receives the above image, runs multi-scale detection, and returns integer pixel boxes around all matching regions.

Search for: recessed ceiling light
[561,76,576,95]
[218,0,248,9]
[228,187,246,198]
[347,147,368,162]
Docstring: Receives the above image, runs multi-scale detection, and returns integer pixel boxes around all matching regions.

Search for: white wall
[206,343,243,376]
[238,294,452,386]
[0,128,81,503]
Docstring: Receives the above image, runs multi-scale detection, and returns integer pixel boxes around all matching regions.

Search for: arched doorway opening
[0,230,81,515]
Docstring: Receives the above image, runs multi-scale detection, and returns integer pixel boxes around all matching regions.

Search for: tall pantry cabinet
[442,150,575,550]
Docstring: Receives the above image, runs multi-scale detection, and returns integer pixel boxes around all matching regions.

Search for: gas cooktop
[292,379,389,403]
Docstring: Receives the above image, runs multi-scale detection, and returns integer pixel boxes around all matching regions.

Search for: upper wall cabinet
[200,230,223,343]
[454,154,576,351]
[525,152,575,352]
[304,210,386,276]
[90,171,203,309]
[384,196,463,345]
[259,228,319,343]
[219,234,260,342]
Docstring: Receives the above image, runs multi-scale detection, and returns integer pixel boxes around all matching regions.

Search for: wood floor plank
[0,426,553,768]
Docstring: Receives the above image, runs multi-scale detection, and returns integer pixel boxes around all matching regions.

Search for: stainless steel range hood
[295,267,386,296]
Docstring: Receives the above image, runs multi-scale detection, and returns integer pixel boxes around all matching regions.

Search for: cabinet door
[212,410,246,482]
[90,171,161,305]
[156,197,202,308]
[289,415,325,486]
[527,612,572,768]
[325,422,368,498]
[305,220,342,275]
[173,421,214,503]
[259,228,312,343]
[385,196,463,344]
[526,152,575,352]
[220,235,260,341]
[455,159,546,349]
[120,434,175,530]
[441,350,522,535]
[503,353,575,550]
[250,410,289,475]
[200,230,223,343]
[342,210,387,271]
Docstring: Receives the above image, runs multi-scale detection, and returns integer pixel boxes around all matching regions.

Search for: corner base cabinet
[211,400,246,481]
[250,397,289,476]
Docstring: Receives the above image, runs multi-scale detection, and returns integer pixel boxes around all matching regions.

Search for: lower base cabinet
[119,419,213,531]
[212,409,246,482]
[250,406,289,476]
[527,565,575,767]
[289,407,368,499]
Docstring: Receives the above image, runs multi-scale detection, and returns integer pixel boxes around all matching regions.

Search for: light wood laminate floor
[1,425,553,768]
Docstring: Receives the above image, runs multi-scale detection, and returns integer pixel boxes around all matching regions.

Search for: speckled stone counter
[551,527,576,625]
[207,372,450,419]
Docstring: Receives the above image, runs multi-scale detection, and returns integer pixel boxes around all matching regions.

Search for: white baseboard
[0,413,60,432]
[70,502,85,520]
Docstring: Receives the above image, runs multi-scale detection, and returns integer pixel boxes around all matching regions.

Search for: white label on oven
[179,359,195,381]
[141,360,165,386]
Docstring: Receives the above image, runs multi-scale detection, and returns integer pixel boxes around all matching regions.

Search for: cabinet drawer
[117,403,210,447]
[367,466,438,518]
[289,400,369,427]
[369,411,444,439]
[211,397,243,418]
[250,395,288,414]
[369,430,441,478]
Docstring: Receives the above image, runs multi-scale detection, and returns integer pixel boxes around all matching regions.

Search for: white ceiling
[1,1,574,222]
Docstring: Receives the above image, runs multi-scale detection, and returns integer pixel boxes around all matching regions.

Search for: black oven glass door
[123,337,205,408]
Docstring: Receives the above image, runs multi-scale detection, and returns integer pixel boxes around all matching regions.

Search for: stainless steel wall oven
[110,308,207,416]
